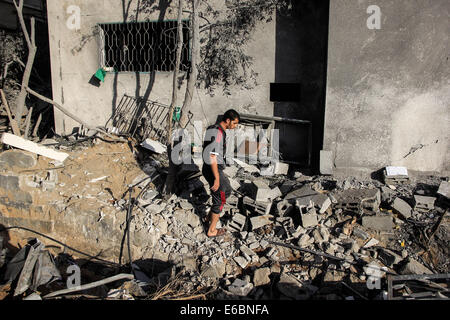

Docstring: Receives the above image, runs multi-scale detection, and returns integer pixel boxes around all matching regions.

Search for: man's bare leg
[207,212,222,237]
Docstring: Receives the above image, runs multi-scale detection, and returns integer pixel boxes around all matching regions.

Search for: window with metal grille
[98,20,191,72]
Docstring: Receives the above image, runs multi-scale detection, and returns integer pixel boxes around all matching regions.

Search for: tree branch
[13,0,32,49]
[24,86,124,141]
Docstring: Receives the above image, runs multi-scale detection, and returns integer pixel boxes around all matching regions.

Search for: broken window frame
[238,113,312,167]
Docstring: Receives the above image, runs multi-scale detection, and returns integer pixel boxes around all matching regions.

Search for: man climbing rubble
[202,109,240,237]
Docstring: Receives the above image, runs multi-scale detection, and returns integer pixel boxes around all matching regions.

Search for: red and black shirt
[202,123,227,170]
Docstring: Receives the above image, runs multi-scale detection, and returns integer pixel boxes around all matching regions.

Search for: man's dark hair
[223,109,240,122]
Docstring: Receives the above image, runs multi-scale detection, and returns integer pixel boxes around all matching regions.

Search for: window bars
[98,20,191,72]
[111,94,170,144]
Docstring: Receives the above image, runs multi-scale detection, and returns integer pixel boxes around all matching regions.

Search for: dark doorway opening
[274,0,330,173]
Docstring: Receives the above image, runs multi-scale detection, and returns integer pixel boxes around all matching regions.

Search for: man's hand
[211,178,220,192]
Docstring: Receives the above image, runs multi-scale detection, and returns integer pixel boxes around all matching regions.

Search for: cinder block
[274,162,289,175]
[414,195,436,212]
[249,180,271,202]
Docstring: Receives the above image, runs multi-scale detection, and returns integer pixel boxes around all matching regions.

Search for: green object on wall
[94,68,106,82]
[173,107,181,122]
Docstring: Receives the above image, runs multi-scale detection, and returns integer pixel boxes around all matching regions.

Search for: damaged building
[0,0,449,302]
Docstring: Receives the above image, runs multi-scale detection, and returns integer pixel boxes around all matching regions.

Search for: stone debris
[437,181,449,198]
[140,138,167,154]
[392,197,413,219]
[0,140,448,302]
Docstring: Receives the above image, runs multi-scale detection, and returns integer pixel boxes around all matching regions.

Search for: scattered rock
[253,267,271,287]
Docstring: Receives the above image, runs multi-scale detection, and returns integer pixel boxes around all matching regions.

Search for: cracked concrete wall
[323,0,449,174]
[46,0,275,137]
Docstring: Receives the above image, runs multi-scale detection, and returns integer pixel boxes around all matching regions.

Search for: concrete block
[233,213,247,226]
[320,150,333,175]
[392,198,412,219]
[362,215,394,231]
[414,195,436,212]
[1,133,69,162]
[276,200,293,217]
[249,180,271,202]
[250,215,273,230]
[437,181,449,198]
[228,279,253,296]
[274,162,289,175]
[300,213,318,228]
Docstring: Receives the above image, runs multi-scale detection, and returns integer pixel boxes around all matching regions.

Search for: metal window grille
[110,94,170,143]
[98,20,191,72]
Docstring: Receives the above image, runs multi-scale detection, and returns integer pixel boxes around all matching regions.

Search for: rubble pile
[0,137,449,300]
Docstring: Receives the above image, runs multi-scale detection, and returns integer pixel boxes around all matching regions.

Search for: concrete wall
[323,0,449,174]
[46,0,276,139]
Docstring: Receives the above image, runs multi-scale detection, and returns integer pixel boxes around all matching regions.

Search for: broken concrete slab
[279,180,295,195]
[223,165,238,178]
[392,197,412,219]
[363,238,380,248]
[413,195,436,212]
[285,185,318,202]
[377,248,403,267]
[140,138,167,154]
[268,187,282,200]
[362,215,394,231]
[1,133,69,163]
[233,158,260,174]
[319,150,333,175]
[399,258,433,275]
[380,186,396,203]
[229,178,241,191]
[253,267,271,287]
[437,181,449,198]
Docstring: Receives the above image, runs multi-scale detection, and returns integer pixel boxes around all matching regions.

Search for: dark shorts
[202,165,232,214]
